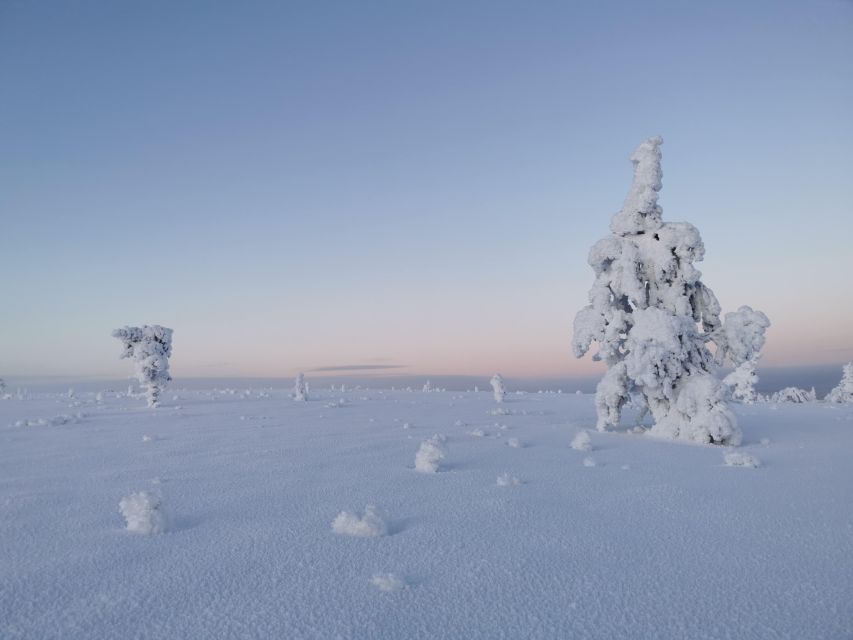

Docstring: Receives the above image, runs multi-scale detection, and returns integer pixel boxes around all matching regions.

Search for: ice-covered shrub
[331,505,387,537]
[119,491,166,534]
[572,137,751,446]
[371,573,405,592]
[293,373,308,401]
[718,306,770,404]
[770,387,816,403]
[571,430,592,452]
[112,325,173,408]
[415,435,446,473]
[826,363,853,404]
[723,451,761,468]
[490,374,506,403]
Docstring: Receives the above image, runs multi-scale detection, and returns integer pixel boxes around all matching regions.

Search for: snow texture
[826,362,853,404]
[2,385,852,639]
[331,505,387,537]
[415,435,446,473]
[118,491,166,534]
[573,137,755,446]
[111,325,173,408]
[490,374,506,404]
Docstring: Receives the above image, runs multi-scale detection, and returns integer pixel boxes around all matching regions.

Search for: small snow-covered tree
[770,387,815,403]
[422,380,432,392]
[717,306,770,404]
[0,378,5,394]
[826,363,853,404]
[293,373,308,401]
[112,325,173,408]
[490,374,506,403]
[573,137,752,446]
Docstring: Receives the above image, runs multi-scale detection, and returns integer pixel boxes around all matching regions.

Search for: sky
[1,0,852,381]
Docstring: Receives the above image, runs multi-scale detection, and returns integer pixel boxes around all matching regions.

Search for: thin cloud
[309,364,407,372]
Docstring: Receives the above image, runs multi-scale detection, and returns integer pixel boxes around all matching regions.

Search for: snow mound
[14,413,84,428]
[415,435,446,473]
[468,428,485,437]
[583,457,597,467]
[370,573,405,592]
[331,505,387,537]
[571,431,592,452]
[119,491,166,534]
[496,473,521,486]
[724,451,761,468]
[506,437,521,448]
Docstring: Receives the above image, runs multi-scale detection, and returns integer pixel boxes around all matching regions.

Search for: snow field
[1,386,852,639]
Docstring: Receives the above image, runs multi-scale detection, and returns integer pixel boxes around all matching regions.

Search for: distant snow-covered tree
[112,325,173,408]
[422,380,432,393]
[490,374,506,404]
[770,387,816,403]
[573,137,753,446]
[825,363,853,404]
[293,373,308,401]
[0,378,5,394]
[718,306,770,404]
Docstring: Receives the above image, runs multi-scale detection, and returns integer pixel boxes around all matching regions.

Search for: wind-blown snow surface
[1,386,852,639]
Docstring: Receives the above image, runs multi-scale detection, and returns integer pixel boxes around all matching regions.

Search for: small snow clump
[331,505,387,537]
[119,491,166,534]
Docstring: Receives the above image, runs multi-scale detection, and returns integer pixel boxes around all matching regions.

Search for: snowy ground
[1,385,852,639]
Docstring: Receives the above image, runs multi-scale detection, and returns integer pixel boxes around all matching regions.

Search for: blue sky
[1,0,851,379]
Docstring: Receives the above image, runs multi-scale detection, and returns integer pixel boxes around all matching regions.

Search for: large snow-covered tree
[826,363,853,404]
[112,325,173,408]
[573,137,754,446]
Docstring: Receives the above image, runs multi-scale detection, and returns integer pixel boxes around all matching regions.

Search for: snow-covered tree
[825,363,853,403]
[490,374,506,404]
[573,137,749,446]
[770,387,815,403]
[0,378,5,394]
[718,306,770,404]
[422,380,432,393]
[112,325,173,408]
[293,373,308,401]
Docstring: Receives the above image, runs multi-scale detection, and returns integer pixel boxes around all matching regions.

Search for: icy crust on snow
[573,137,768,446]
[2,387,852,640]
